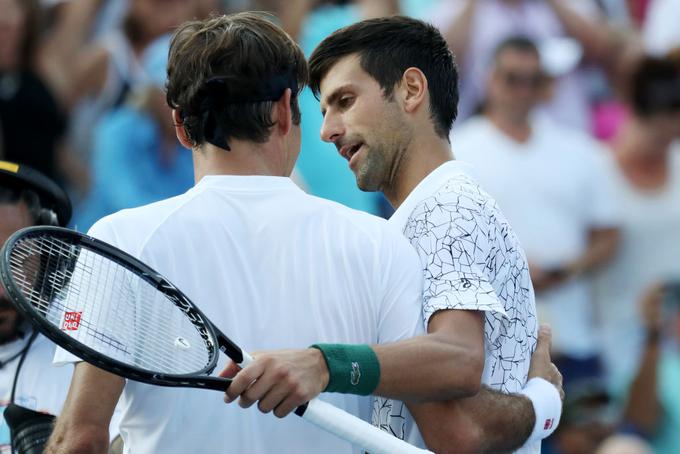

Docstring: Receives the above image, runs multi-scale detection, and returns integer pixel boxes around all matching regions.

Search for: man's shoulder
[409,173,494,221]
[87,192,193,253]
[303,192,393,234]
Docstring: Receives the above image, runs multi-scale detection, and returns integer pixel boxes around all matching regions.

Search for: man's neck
[384,133,454,209]
[192,141,289,183]
[486,108,532,143]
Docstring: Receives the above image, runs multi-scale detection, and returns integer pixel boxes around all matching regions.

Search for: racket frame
[0,226,242,390]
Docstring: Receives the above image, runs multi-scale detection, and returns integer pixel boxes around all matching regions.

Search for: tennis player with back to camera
[45,13,561,454]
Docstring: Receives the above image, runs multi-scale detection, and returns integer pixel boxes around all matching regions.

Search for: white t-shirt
[453,116,619,358]
[593,146,680,393]
[388,161,539,454]
[55,175,424,454]
[0,333,73,453]
[428,0,600,131]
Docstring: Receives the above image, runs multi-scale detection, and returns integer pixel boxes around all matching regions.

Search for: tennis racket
[0,226,430,454]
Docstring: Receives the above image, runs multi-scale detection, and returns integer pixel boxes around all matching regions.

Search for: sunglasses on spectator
[498,71,546,89]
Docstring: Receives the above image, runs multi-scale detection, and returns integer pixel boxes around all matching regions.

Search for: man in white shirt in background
[453,36,620,387]
[429,0,610,131]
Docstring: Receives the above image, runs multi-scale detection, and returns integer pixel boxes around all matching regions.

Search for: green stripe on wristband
[310,344,380,395]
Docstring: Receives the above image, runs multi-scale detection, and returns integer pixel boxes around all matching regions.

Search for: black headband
[191,68,299,150]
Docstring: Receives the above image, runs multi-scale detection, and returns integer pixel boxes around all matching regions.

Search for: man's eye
[338,96,354,108]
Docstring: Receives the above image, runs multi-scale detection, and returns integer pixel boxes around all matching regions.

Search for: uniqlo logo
[544,418,554,430]
[62,311,82,331]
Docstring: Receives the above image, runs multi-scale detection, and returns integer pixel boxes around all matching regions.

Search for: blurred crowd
[0,0,679,453]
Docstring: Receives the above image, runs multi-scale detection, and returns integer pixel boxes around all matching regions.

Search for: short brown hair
[309,16,458,139]
[166,13,308,148]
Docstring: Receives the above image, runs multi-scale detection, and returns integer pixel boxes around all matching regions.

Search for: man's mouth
[339,143,364,162]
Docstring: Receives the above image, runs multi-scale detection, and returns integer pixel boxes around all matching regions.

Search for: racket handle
[238,352,430,453]
[239,351,254,367]
[300,398,432,454]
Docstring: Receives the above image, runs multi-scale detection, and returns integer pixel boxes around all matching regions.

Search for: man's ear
[274,89,293,136]
[400,67,428,114]
[172,110,194,149]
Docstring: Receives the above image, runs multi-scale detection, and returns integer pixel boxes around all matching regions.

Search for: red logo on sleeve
[544,418,554,430]
[62,311,82,331]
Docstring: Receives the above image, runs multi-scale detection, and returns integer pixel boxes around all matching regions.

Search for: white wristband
[519,377,562,442]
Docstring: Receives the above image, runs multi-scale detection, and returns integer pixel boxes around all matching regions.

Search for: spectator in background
[453,36,620,387]
[623,283,680,453]
[431,0,614,131]
[0,161,74,453]
[550,383,617,454]
[593,54,680,399]
[73,35,193,232]
[0,0,66,181]
[66,0,198,197]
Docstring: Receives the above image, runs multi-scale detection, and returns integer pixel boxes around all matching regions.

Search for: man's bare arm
[221,308,485,417]
[374,309,485,402]
[46,363,124,454]
[409,325,563,453]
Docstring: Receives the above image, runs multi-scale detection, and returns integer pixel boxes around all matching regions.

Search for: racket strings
[8,236,213,375]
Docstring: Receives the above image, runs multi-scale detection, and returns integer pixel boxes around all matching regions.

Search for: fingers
[218,361,241,379]
[224,361,264,404]
[237,369,281,409]
[256,382,306,418]
[536,324,553,354]
[221,349,324,418]
[553,364,565,402]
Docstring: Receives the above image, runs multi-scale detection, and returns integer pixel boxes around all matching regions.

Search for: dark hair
[493,36,540,61]
[0,187,54,226]
[166,13,308,148]
[309,16,458,139]
[629,55,680,117]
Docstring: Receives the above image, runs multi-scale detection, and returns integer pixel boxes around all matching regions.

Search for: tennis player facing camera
[223,15,563,454]
[46,13,560,454]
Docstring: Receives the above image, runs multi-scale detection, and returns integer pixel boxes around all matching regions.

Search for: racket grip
[239,351,254,367]
[238,351,430,452]
[299,399,433,454]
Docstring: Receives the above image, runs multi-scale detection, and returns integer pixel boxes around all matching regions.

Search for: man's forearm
[464,387,535,452]
[372,331,484,402]
[546,0,613,60]
[46,363,124,454]
[569,228,619,276]
[409,386,534,454]
[441,0,476,62]
[624,335,662,434]
[368,309,485,401]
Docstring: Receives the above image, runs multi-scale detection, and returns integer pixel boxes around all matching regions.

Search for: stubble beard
[355,143,389,192]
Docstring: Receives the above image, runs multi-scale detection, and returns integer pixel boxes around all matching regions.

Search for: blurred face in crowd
[0,202,32,344]
[487,48,547,119]
[127,0,196,43]
[319,54,413,192]
[0,0,26,71]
